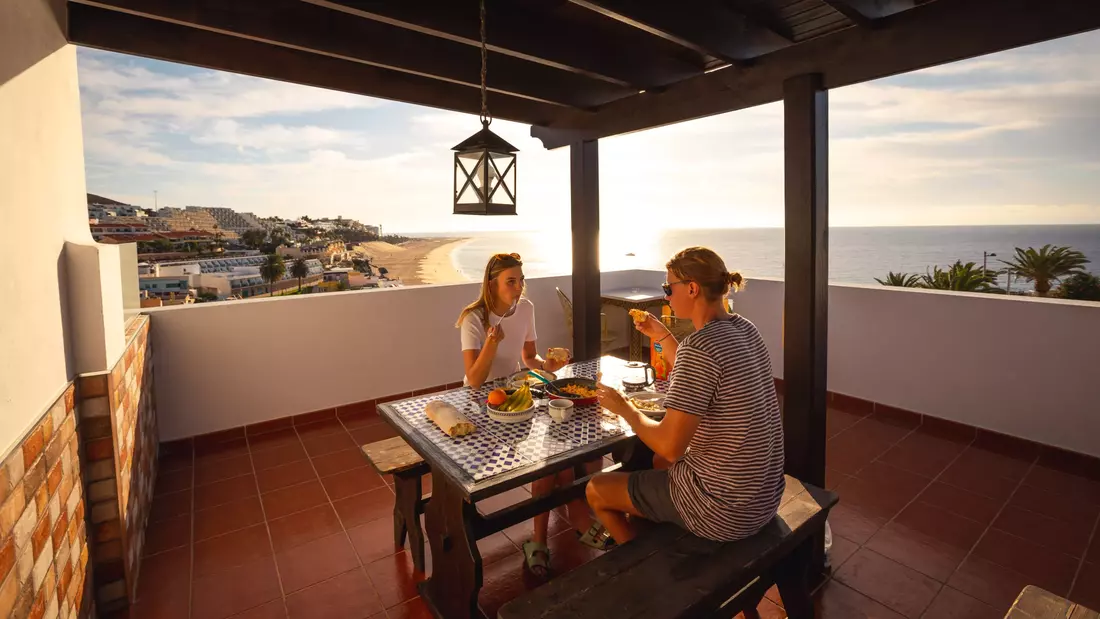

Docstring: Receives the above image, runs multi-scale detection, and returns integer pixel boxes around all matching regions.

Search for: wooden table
[378,357,665,619]
[601,287,666,361]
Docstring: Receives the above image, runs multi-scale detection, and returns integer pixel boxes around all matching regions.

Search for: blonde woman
[456,252,598,576]
[587,247,785,544]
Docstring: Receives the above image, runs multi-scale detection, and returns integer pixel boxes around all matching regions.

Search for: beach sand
[354,238,471,285]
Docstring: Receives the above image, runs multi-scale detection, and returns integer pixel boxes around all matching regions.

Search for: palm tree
[291,257,309,292]
[920,261,1000,292]
[1000,245,1090,296]
[241,229,267,250]
[260,254,286,297]
[875,272,921,287]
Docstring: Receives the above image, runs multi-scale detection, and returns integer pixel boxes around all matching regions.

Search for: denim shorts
[627,468,686,528]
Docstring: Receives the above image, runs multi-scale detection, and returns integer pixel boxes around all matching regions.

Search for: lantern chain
[479,0,491,128]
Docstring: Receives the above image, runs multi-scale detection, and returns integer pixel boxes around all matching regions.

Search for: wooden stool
[361,437,430,572]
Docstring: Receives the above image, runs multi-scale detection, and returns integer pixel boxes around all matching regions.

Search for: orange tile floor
[131,407,1100,618]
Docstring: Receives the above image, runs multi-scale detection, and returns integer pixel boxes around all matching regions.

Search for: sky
[76,30,1100,234]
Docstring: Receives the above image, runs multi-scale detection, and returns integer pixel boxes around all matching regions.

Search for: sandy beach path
[354,238,471,285]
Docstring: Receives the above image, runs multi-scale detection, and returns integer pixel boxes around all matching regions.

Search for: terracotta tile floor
[131,408,1100,619]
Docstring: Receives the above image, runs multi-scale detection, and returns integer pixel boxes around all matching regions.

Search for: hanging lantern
[453,0,518,216]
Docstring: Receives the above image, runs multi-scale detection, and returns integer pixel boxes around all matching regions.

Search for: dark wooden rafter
[566,0,793,65]
[66,3,574,125]
[68,0,635,109]
[531,0,1100,148]
[304,0,704,90]
[820,0,917,27]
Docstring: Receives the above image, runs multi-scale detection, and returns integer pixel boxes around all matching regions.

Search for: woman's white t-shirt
[460,298,538,385]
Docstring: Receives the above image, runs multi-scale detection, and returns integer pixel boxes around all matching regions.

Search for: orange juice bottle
[651,306,673,380]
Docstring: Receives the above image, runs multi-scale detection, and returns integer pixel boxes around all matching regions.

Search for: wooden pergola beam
[532,0,1100,148]
[66,3,572,125]
[567,0,792,64]
[69,0,635,109]
[820,0,917,27]
[305,0,703,90]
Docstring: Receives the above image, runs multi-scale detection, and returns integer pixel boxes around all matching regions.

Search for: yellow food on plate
[629,309,649,324]
[561,384,597,398]
[629,396,664,412]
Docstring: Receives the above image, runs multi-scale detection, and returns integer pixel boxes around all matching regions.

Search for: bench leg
[394,473,426,573]
[775,538,816,619]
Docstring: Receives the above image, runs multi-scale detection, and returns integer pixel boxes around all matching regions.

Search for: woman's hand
[595,382,633,419]
[487,324,505,345]
[542,348,570,373]
[633,312,670,341]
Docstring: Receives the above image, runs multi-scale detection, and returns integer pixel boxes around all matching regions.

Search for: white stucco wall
[734,279,1100,458]
[0,0,127,453]
[148,270,649,440]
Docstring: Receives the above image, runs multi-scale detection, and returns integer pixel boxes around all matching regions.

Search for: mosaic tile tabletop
[383,357,669,483]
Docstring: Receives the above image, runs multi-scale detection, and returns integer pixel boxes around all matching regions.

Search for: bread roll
[547,347,569,362]
[425,401,476,437]
[629,309,649,324]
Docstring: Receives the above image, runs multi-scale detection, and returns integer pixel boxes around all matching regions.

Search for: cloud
[75,31,1100,231]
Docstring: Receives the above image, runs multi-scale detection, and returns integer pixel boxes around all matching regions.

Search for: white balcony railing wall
[146,271,1100,458]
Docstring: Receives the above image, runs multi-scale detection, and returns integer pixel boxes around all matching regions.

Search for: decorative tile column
[77,315,158,612]
[0,384,95,618]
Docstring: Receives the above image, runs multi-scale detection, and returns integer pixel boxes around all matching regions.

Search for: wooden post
[783,74,828,486]
[571,139,601,361]
[783,72,829,580]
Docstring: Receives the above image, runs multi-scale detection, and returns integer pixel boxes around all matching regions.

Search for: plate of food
[486,385,538,423]
[547,378,599,406]
[628,391,667,418]
[507,368,557,390]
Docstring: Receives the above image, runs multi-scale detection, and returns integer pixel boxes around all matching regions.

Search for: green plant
[240,229,267,250]
[1000,245,1089,296]
[875,272,922,287]
[1054,272,1100,301]
[260,254,286,297]
[290,257,309,292]
[920,261,1000,292]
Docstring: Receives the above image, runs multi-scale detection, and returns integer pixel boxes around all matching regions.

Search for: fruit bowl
[486,387,537,423]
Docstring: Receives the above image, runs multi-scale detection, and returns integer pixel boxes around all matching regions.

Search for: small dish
[628,392,667,418]
[548,399,574,422]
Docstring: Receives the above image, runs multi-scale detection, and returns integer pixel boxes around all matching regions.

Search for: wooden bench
[361,436,430,572]
[498,475,837,619]
[1006,586,1098,619]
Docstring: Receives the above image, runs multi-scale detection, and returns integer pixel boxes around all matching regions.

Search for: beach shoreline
[354,238,471,286]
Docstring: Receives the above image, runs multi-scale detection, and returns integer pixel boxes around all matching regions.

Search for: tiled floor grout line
[943,453,1041,593]
[836,424,977,617]
[242,433,291,618]
[1068,504,1100,599]
[317,417,394,612]
[189,442,196,619]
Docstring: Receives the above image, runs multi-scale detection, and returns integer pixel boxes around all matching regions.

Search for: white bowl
[487,401,537,423]
[547,399,574,422]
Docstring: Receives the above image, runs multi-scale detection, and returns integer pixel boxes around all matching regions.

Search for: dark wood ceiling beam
[567,0,793,63]
[67,3,572,126]
[532,0,1100,148]
[68,0,634,109]
[304,0,702,90]
[819,0,916,27]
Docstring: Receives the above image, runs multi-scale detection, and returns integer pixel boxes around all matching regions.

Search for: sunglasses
[662,280,690,296]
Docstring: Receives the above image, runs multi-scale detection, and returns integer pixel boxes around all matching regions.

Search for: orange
[487,389,507,407]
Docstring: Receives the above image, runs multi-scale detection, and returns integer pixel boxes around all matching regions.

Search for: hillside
[87,193,127,206]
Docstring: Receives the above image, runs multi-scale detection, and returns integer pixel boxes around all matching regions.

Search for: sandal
[576,522,616,551]
[522,541,551,578]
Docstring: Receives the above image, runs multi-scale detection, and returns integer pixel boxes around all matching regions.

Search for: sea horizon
[408,224,1100,290]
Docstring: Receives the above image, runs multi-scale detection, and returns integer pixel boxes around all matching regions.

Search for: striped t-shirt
[664,314,786,542]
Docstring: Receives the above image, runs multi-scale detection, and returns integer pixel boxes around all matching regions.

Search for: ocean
[423,225,1100,290]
